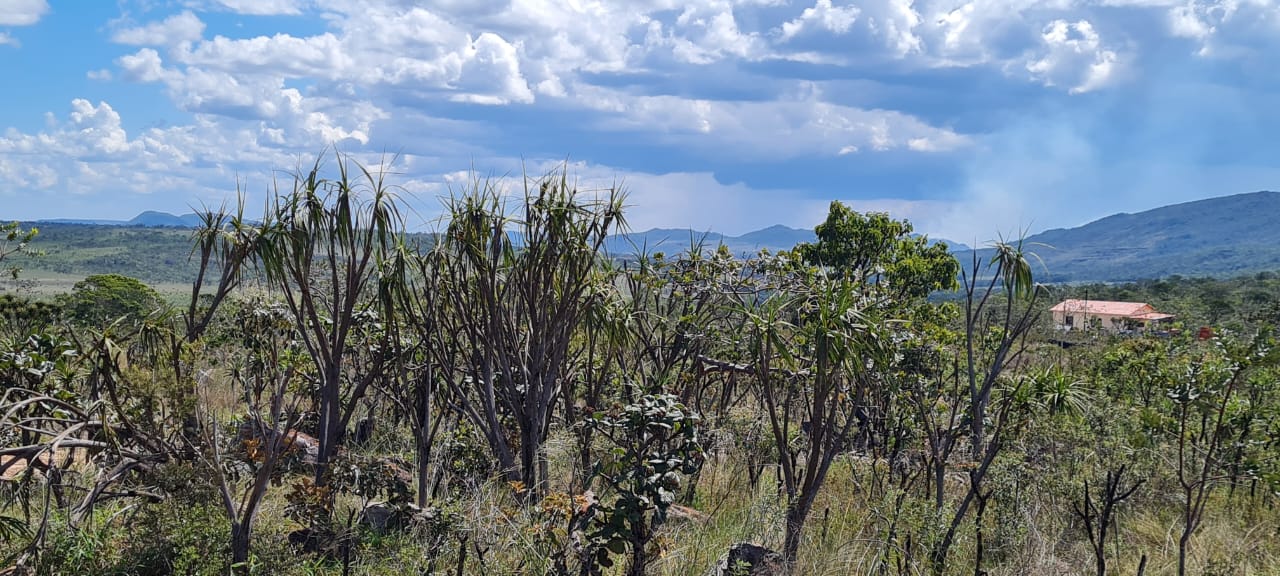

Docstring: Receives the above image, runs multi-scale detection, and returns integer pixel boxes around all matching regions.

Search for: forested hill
[956,191,1280,282]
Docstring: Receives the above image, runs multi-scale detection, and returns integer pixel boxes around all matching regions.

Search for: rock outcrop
[705,542,786,576]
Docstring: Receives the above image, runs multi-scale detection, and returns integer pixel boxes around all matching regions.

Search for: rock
[359,501,450,534]
[359,502,403,533]
[705,543,786,576]
[371,456,414,488]
[281,429,320,465]
[236,418,320,467]
[287,527,341,558]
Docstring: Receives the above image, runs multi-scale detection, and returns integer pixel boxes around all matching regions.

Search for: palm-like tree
[185,193,260,343]
[253,152,405,484]
[433,167,625,500]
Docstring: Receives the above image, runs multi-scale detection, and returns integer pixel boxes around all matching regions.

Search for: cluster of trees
[3,154,1280,575]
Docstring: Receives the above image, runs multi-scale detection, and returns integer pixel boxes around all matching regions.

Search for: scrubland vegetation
[5,155,1280,575]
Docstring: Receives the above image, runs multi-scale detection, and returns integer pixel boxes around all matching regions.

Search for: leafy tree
[386,240,456,507]
[200,300,306,570]
[793,202,961,454]
[61,273,161,326]
[800,202,907,276]
[0,221,38,279]
[1165,331,1277,576]
[0,295,61,336]
[692,201,965,568]
[797,201,958,299]
[758,272,891,564]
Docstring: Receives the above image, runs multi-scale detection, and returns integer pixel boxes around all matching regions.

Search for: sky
[1,0,1278,242]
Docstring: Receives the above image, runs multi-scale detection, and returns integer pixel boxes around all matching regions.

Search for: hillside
[956,191,1280,282]
[16,223,815,286]
[18,192,1280,287]
[10,217,965,287]
[10,223,200,285]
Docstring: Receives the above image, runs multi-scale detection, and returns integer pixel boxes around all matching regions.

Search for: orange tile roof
[1049,299,1157,317]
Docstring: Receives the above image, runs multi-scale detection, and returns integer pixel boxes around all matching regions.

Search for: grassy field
[2,270,192,300]
[11,223,200,286]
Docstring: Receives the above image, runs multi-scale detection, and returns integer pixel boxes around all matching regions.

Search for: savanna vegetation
[4,223,198,286]
[4,153,1280,576]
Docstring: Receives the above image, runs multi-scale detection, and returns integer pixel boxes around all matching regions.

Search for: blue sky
[2,0,1279,242]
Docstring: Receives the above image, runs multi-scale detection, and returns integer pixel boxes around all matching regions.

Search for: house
[1049,299,1174,333]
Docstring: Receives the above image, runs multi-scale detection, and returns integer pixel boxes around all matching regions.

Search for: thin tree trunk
[627,514,648,576]
[783,494,817,565]
[972,490,989,576]
[1178,519,1192,576]
[316,368,342,485]
[413,370,440,508]
[519,417,541,499]
[934,458,946,510]
[231,521,251,572]
[416,431,432,508]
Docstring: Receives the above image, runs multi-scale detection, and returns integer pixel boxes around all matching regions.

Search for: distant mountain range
[39,211,207,228]
[604,226,968,255]
[35,212,968,255]
[25,191,1280,284]
[956,190,1280,282]
[602,224,816,256]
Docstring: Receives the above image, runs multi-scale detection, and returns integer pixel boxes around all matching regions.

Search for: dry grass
[0,271,190,300]
[8,423,1280,575]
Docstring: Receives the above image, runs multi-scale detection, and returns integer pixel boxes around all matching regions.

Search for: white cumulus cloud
[1164,0,1280,57]
[1024,19,1119,93]
[578,85,968,158]
[0,0,47,26]
[778,0,862,41]
[112,11,206,47]
[212,0,303,15]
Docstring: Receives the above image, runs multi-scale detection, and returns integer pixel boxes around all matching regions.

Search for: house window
[1065,315,1074,327]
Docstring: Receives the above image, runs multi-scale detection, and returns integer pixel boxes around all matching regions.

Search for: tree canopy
[60,273,161,325]
[797,200,959,299]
